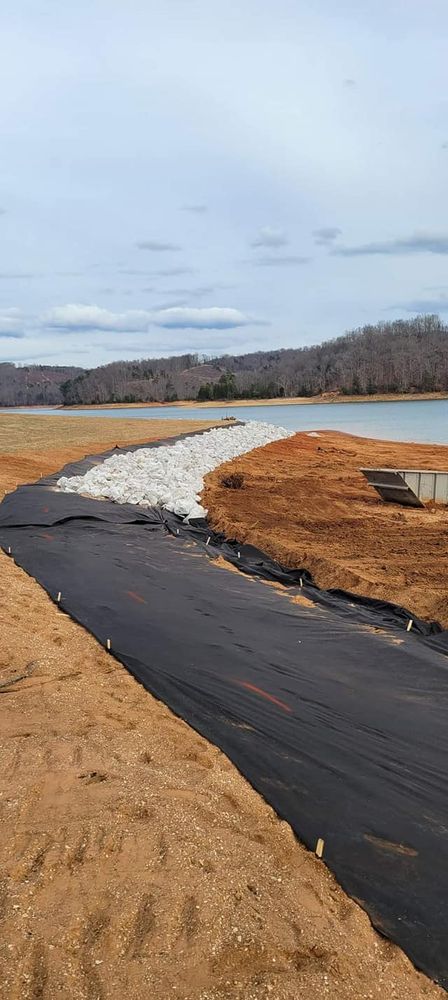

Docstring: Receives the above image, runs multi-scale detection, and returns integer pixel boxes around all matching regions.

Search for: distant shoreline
[58,390,448,410]
[2,391,448,413]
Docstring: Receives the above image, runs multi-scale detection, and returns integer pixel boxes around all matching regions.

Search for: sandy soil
[204,430,448,629]
[0,417,444,999]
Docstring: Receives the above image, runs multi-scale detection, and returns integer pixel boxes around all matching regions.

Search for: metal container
[360,468,448,507]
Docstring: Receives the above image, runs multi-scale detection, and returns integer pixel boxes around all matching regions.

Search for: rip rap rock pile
[58,421,293,520]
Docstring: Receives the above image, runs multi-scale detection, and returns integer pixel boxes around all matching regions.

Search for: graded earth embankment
[204,430,448,628]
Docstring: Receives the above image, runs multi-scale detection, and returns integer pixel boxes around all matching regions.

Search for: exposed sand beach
[59,390,448,410]
[0,415,444,999]
[178,391,448,409]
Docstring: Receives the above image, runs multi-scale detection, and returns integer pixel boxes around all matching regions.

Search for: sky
[2,0,448,367]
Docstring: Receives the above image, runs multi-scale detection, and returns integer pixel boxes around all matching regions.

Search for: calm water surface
[2,398,448,444]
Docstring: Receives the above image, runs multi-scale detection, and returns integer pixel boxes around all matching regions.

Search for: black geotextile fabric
[1,434,448,988]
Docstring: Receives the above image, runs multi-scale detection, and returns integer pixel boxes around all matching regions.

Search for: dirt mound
[204,430,448,629]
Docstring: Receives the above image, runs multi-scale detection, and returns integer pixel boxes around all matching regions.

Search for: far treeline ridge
[1,315,448,407]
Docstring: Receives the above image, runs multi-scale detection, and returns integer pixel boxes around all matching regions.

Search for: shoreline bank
[55,390,448,410]
[1,391,448,413]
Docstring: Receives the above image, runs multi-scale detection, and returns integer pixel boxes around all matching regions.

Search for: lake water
[2,398,448,445]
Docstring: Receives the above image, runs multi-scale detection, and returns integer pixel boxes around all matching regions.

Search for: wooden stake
[106,638,111,651]
[206,536,211,546]
[237,551,241,559]
[315,837,324,859]
[7,546,11,555]
[406,619,414,632]
[300,577,303,588]
[57,592,61,603]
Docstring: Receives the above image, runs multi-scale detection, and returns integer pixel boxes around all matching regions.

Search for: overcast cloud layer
[1,0,448,366]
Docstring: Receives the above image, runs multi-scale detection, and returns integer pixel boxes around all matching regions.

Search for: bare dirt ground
[204,430,448,629]
[0,417,444,999]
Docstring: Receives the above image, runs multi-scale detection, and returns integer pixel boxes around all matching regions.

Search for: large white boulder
[58,421,293,521]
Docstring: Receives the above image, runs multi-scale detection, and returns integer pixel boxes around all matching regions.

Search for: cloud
[55,270,86,277]
[140,284,218,299]
[181,204,207,214]
[166,285,215,298]
[41,303,261,333]
[252,255,309,267]
[343,78,356,88]
[165,283,236,299]
[136,239,181,251]
[0,308,24,338]
[152,298,190,311]
[118,266,196,277]
[251,227,288,248]
[313,226,342,245]
[392,295,448,313]
[44,304,152,332]
[152,267,196,277]
[0,272,37,279]
[160,284,235,298]
[332,231,448,257]
[152,307,260,329]
[118,269,154,276]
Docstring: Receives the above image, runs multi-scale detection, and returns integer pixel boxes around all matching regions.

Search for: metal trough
[360,468,448,508]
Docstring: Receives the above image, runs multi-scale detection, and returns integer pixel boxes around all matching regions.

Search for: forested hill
[0,363,82,407]
[59,316,448,405]
[1,316,448,407]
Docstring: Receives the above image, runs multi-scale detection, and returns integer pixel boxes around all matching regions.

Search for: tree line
[1,315,448,406]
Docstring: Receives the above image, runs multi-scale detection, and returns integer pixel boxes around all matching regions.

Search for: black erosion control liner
[1,432,448,989]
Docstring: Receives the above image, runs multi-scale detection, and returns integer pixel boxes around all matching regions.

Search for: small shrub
[221,472,245,490]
